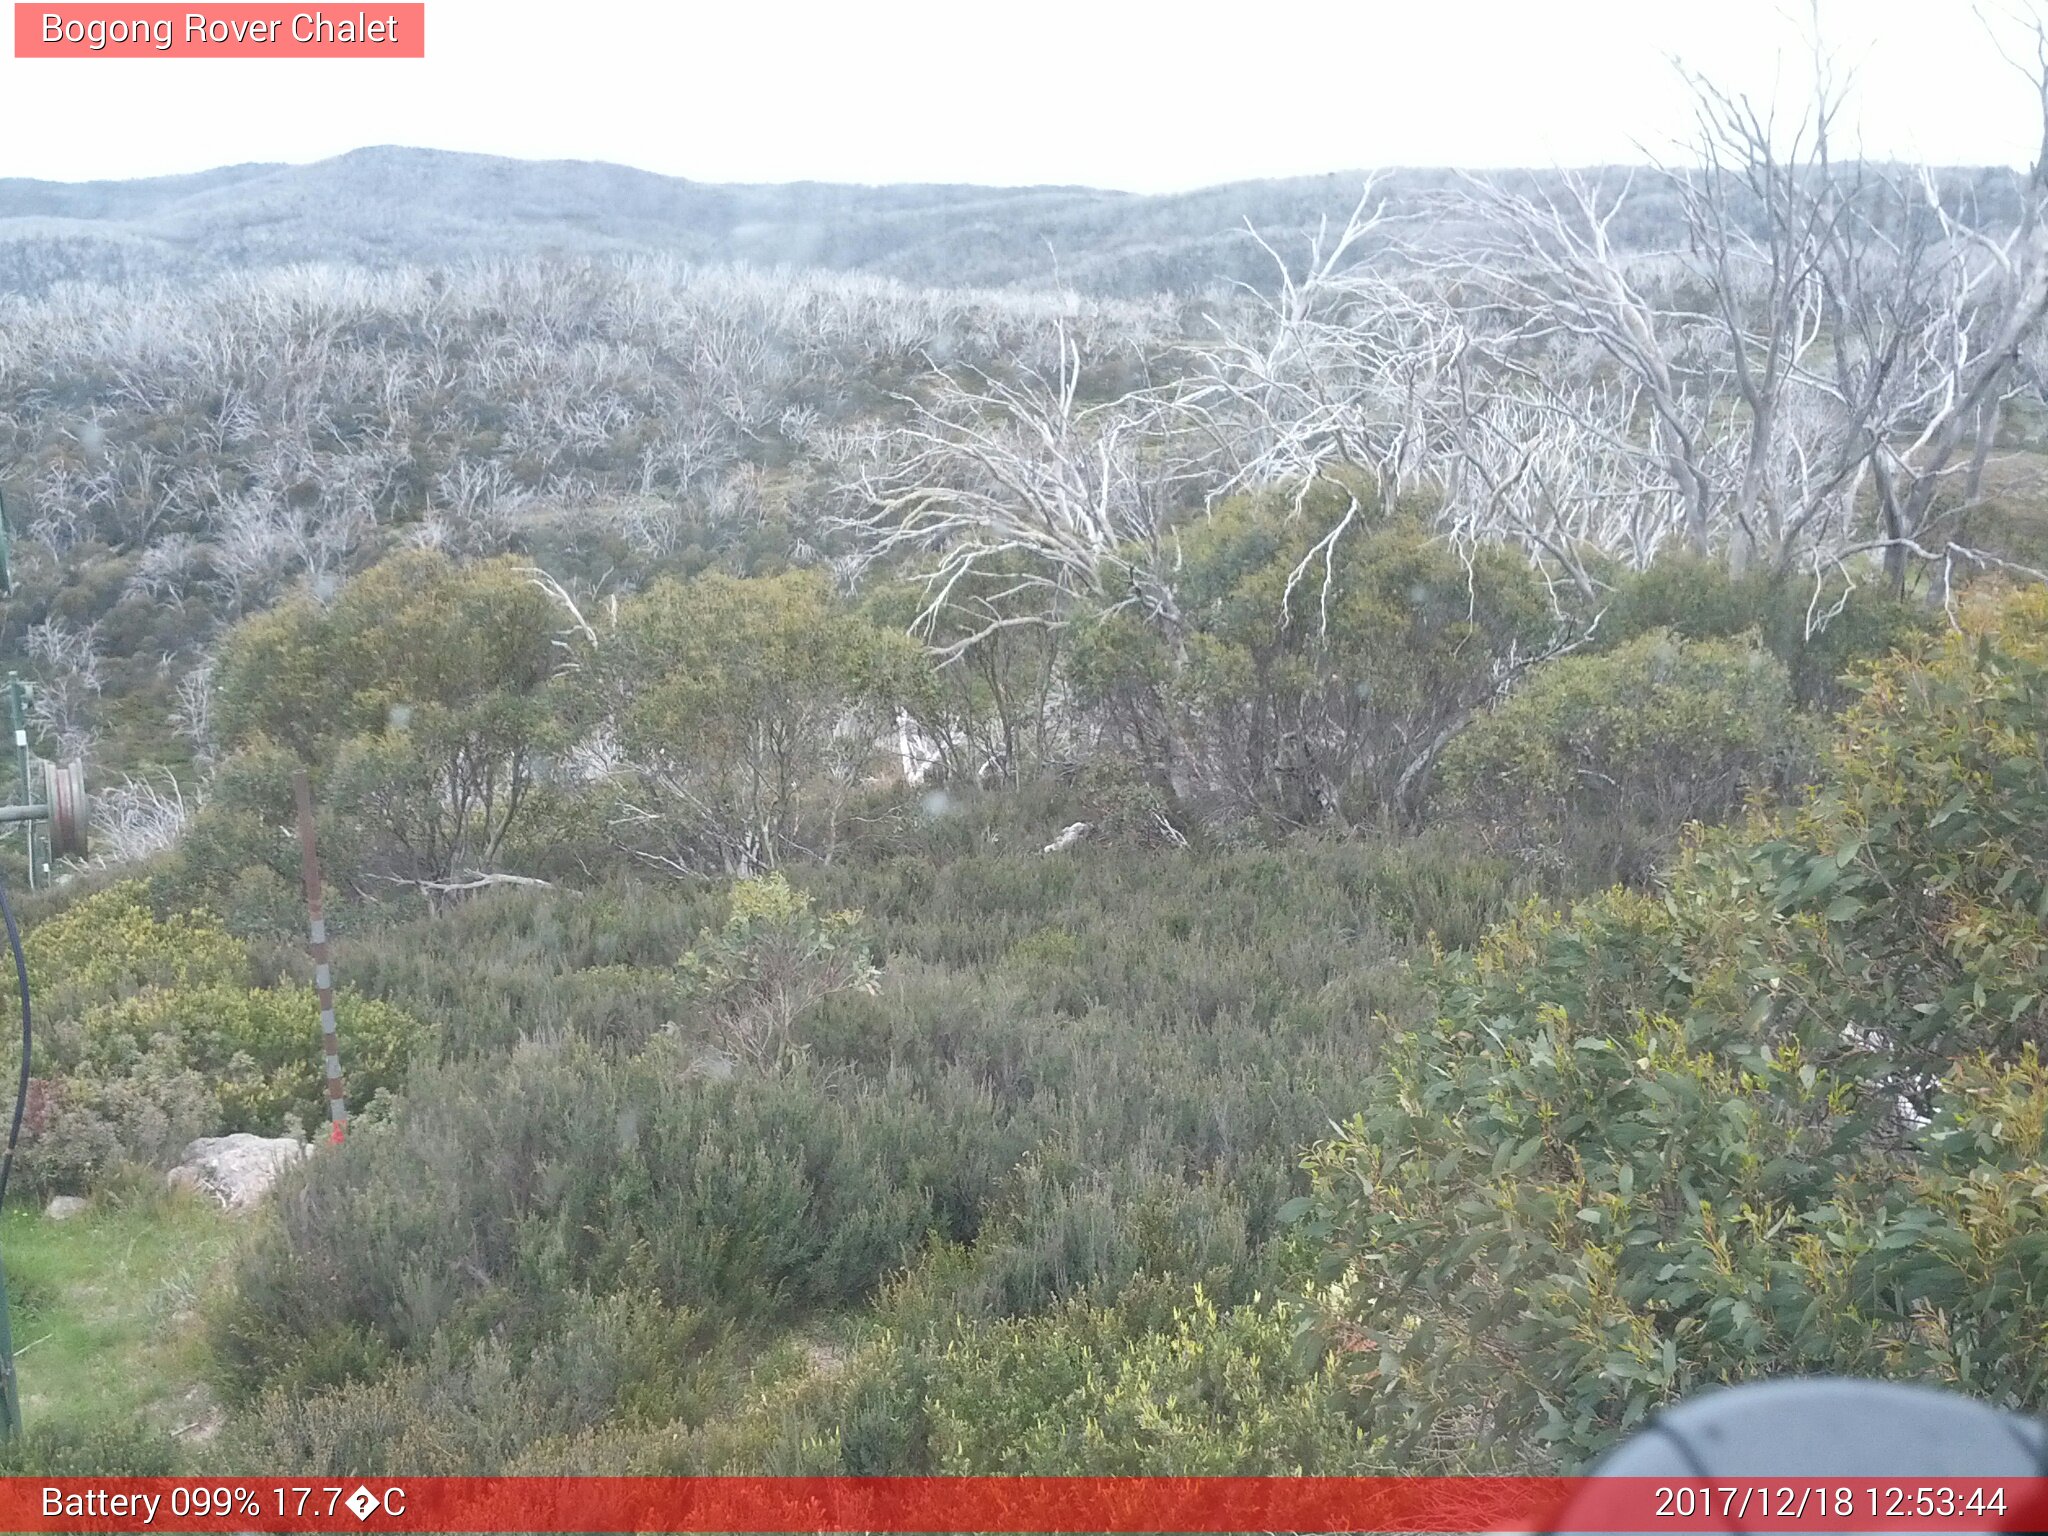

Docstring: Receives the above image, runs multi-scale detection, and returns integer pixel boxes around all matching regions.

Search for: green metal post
[0,490,23,1438]
[6,679,30,893]
[0,1246,18,1439]
[0,495,25,892]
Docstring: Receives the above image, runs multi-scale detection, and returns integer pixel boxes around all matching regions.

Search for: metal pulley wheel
[41,759,87,859]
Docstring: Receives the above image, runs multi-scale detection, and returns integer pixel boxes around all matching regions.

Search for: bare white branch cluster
[0,256,1170,620]
[1126,23,2048,611]
[89,770,192,866]
[21,618,103,761]
[838,324,1191,659]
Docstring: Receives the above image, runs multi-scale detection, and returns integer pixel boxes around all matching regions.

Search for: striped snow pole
[293,771,348,1144]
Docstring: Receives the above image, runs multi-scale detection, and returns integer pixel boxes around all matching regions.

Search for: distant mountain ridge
[0,145,1543,295]
[0,145,2023,297]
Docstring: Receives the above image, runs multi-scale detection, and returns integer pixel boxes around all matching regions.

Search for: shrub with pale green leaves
[794,1290,1376,1476]
[3,880,425,1192]
[81,983,425,1134]
[675,873,880,1070]
[14,883,249,1039]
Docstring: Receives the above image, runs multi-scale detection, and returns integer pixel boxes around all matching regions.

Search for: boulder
[168,1133,310,1210]
[43,1195,87,1221]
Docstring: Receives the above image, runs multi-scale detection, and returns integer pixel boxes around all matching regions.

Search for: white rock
[168,1133,311,1210]
[43,1195,87,1221]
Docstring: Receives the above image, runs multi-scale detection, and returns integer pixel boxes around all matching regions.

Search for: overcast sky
[2,0,2042,191]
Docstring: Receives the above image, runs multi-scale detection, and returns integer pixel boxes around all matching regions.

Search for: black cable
[0,881,30,1214]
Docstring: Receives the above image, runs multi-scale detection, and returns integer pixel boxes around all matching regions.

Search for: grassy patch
[0,1187,239,1442]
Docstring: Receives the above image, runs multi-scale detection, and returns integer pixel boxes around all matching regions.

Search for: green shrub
[911,1168,1265,1330]
[675,874,880,1071]
[1602,555,1929,710]
[693,1287,1376,1475]
[1295,585,2048,1470]
[0,878,423,1190]
[145,737,303,918]
[600,570,930,872]
[910,1291,1373,1473]
[210,818,1575,1464]
[1438,629,1809,836]
[220,865,305,943]
[330,878,719,1060]
[209,1042,997,1401]
[1791,584,2048,1079]
[223,1291,725,1474]
[12,883,248,1038]
[17,1041,218,1197]
[214,551,567,887]
[80,984,425,1135]
[215,550,559,764]
[1069,489,1558,823]
[0,1421,184,1475]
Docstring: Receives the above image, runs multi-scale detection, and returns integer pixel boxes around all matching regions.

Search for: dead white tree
[1172,181,1460,503]
[1815,164,2048,588]
[1455,172,1731,560]
[840,326,1190,660]
[22,619,103,762]
[1447,19,2048,590]
[1437,371,1677,599]
[170,660,216,763]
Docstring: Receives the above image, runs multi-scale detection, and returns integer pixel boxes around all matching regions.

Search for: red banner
[6,1476,2048,1532]
[13,5,424,58]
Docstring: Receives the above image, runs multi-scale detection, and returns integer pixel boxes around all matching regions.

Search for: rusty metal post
[293,771,347,1144]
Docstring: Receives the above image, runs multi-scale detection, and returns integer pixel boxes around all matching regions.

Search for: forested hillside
[2,41,2048,1477]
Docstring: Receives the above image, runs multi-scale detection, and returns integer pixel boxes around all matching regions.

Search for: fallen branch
[367,871,565,895]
